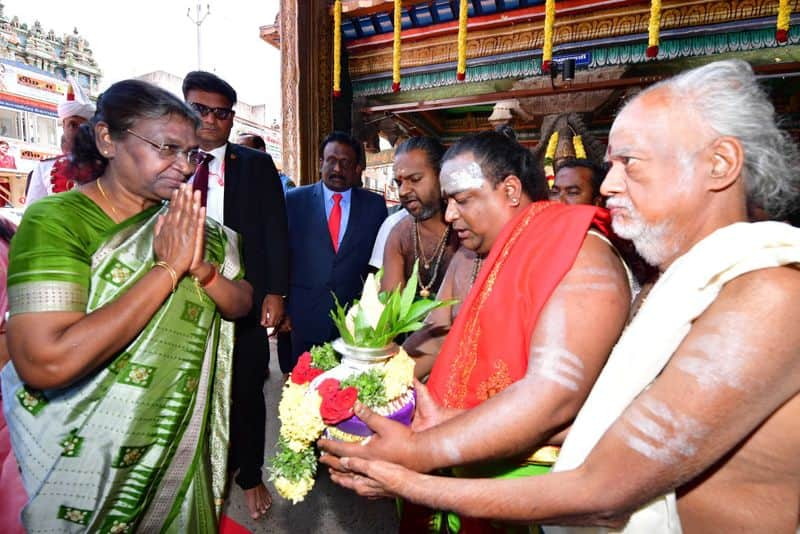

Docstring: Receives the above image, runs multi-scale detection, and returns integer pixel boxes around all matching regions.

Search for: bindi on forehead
[441,160,486,195]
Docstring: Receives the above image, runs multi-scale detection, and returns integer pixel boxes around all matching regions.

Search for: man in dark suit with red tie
[285,131,388,363]
[182,71,288,520]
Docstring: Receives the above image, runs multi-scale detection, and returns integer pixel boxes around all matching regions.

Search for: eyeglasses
[126,129,205,166]
[189,102,234,120]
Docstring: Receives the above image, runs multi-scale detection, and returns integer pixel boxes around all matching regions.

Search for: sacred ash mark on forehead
[441,159,486,195]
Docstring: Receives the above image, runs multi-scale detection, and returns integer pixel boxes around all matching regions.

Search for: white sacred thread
[530,346,585,391]
[620,397,707,464]
[674,313,754,391]
[441,160,485,195]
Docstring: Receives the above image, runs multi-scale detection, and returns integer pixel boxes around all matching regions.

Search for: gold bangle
[153,261,178,293]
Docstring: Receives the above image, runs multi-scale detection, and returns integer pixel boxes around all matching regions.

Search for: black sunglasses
[189,102,234,120]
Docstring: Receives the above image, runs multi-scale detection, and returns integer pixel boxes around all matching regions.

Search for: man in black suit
[285,131,388,362]
[182,71,288,519]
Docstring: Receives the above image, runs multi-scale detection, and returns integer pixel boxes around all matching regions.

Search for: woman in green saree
[2,80,252,533]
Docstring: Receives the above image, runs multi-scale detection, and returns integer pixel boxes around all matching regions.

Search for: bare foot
[244,483,272,519]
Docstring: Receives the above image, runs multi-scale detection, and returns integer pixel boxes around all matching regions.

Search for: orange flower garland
[646,0,662,58]
[333,0,342,97]
[776,0,791,44]
[392,0,402,92]
[456,0,468,81]
[542,0,555,73]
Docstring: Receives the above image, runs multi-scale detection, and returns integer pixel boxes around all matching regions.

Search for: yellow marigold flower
[274,476,315,504]
[383,348,415,400]
[279,387,325,445]
[545,132,559,159]
[285,439,308,454]
[573,135,587,159]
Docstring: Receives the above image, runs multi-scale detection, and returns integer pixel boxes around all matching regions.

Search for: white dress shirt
[200,144,228,224]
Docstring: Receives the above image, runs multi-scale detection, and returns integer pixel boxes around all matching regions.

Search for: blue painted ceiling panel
[344,0,556,41]
[479,0,499,14]
[357,16,377,37]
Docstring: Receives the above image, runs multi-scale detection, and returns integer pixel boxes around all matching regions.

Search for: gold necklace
[95,178,120,219]
[413,221,451,298]
[470,255,484,286]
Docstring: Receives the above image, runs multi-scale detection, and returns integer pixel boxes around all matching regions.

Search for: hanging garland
[544,131,559,188]
[646,0,662,58]
[776,0,791,44]
[573,135,587,159]
[333,0,342,97]
[392,0,402,92]
[542,0,555,73]
[456,0,468,81]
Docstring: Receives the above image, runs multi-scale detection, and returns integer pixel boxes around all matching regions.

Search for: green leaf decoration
[310,343,339,371]
[399,262,419,318]
[329,260,456,348]
[340,368,387,408]
[268,438,318,482]
[329,293,355,345]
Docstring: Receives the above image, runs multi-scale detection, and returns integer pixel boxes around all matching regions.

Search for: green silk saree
[1,190,240,533]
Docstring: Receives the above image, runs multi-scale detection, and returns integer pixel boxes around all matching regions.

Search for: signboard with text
[0,60,66,105]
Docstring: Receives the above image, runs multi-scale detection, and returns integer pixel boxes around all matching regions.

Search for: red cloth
[192,153,214,207]
[328,192,343,252]
[427,201,610,409]
[219,514,251,534]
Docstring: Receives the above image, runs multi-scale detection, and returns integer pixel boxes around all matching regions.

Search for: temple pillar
[280,0,333,185]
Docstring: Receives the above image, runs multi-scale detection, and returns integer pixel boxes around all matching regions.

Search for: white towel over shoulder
[547,221,800,534]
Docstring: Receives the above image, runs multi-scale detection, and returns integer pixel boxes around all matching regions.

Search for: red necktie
[328,193,342,252]
[192,152,214,207]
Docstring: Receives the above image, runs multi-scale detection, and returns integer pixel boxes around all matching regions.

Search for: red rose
[290,352,324,385]
[320,386,357,425]
[317,378,341,399]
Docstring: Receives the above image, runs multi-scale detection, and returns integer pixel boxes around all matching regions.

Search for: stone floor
[222,340,399,533]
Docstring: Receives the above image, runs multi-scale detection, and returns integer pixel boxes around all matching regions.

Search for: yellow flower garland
[777,0,791,44]
[573,135,587,159]
[456,0,468,81]
[383,348,415,399]
[542,0,555,73]
[271,345,417,504]
[392,0,402,92]
[544,131,558,188]
[277,381,326,446]
[333,0,342,97]
[646,0,662,58]
[274,476,315,505]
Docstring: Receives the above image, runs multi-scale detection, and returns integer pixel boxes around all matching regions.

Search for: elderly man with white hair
[25,77,95,206]
[325,59,800,533]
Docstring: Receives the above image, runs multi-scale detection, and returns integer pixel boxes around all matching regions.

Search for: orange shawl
[427,201,610,409]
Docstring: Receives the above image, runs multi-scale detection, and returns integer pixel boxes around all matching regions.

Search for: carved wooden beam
[363,75,665,114]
